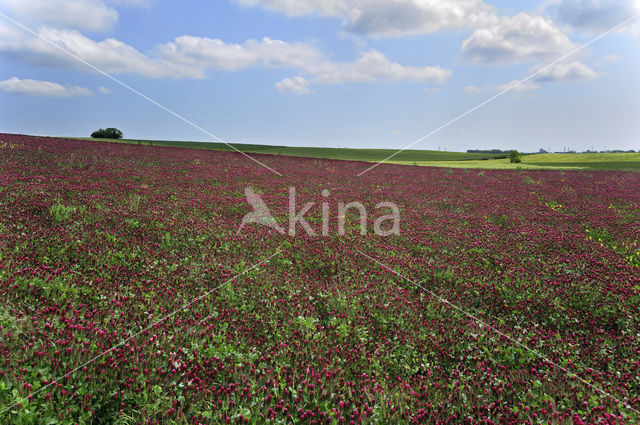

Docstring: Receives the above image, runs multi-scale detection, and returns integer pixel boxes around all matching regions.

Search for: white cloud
[0,0,119,32]
[463,85,483,94]
[592,54,620,67]
[231,0,640,40]
[107,0,154,6]
[0,27,203,78]
[461,13,576,64]
[97,86,112,93]
[309,50,450,84]
[275,76,313,94]
[489,60,596,96]
[553,0,640,35]
[422,87,440,93]
[532,61,598,81]
[0,18,24,40]
[0,23,450,87]
[496,79,539,92]
[390,129,404,135]
[159,36,451,86]
[157,36,323,71]
[234,0,498,37]
[491,61,597,95]
[0,76,92,96]
[599,54,620,63]
[344,0,498,37]
[234,0,348,17]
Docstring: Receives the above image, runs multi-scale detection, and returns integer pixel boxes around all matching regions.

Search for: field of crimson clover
[0,133,639,424]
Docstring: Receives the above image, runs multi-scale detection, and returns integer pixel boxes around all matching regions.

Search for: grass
[3,133,640,423]
[71,136,506,162]
[393,153,640,171]
[71,137,639,171]
[388,159,577,170]
[521,152,640,171]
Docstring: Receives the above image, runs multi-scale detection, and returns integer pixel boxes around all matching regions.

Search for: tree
[509,150,522,163]
[91,128,123,139]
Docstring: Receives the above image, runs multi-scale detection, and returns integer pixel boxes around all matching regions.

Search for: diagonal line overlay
[0,249,281,416]
[0,12,282,176]
[356,248,640,416]
[357,13,640,176]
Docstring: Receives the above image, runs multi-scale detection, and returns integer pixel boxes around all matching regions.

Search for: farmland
[75,136,639,172]
[74,136,506,163]
[390,153,640,172]
[1,133,640,424]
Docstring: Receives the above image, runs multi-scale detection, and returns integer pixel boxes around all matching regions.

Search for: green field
[389,159,573,170]
[74,136,639,171]
[73,136,506,162]
[520,152,640,171]
[393,153,640,171]
[4,133,640,423]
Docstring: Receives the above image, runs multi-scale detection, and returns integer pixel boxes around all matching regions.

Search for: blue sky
[0,0,638,152]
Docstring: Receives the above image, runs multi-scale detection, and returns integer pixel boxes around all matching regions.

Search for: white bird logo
[237,186,284,234]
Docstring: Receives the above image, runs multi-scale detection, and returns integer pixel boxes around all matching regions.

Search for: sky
[0,0,639,152]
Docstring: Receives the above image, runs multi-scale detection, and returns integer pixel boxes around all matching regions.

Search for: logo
[238,186,400,236]
[237,187,284,234]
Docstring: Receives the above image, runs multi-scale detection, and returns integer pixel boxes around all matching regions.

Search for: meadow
[73,136,506,163]
[1,133,639,424]
[391,153,640,171]
[76,136,639,171]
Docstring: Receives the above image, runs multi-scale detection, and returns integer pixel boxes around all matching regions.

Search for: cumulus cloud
[463,85,483,94]
[592,54,620,67]
[532,61,598,81]
[234,0,348,17]
[234,0,498,37]
[0,27,203,78]
[232,0,640,40]
[0,27,450,85]
[159,36,451,86]
[495,79,539,92]
[344,0,497,37]
[599,54,620,63]
[97,86,112,94]
[0,76,93,96]
[309,50,450,84]
[0,0,119,32]
[275,76,313,94]
[461,13,576,64]
[553,0,640,35]
[0,14,451,88]
[492,61,597,95]
[157,36,324,71]
[107,0,154,6]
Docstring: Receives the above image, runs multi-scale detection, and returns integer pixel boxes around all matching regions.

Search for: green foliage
[509,150,522,163]
[91,127,123,139]
[0,304,22,334]
[160,232,173,250]
[49,203,77,221]
[74,137,505,162]
[4,133,640,424]
[73,136,640,170]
